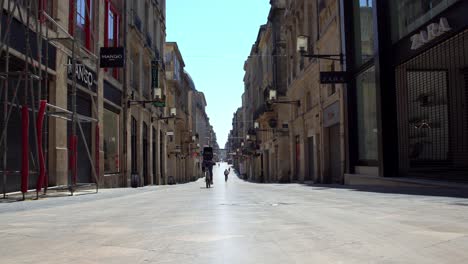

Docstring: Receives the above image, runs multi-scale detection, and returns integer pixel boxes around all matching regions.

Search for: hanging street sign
[320,71,348,84]
[99,47,124,68]
[153,101,165,107]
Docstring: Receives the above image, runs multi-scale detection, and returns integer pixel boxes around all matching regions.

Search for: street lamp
[297,35,344,65]
[127,87,166,107]
[170,107,177,117]
[156,107,178,120]
[267,88,300,106]
[153,87,162,99]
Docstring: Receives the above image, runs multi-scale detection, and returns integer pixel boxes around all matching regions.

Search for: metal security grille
[396,29,468,180]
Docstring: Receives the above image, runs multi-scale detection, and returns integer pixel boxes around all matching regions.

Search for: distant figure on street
[224,168,229,182]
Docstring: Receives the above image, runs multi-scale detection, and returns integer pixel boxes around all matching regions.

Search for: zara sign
[410,17,451,50]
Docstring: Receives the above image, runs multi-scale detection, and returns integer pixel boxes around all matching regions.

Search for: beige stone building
[237,0,290,183]
[0,0,210,192]
[126,0,168,187]
[284,0,345,183]
[230,0,346,184]
[164,42,206,183]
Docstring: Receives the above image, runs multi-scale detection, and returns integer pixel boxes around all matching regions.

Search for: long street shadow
[230,166,468,199]
[301,183,468,199]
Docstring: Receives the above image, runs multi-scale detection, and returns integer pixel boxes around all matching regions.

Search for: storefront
[344,0,468,182]
[390,0,468,180]
[103,80,122,187]
[66,58,97,184]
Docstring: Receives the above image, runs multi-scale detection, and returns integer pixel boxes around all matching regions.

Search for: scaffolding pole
[1,0,100,199]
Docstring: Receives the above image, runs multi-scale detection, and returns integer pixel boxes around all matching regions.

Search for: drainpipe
[122,0,129,187]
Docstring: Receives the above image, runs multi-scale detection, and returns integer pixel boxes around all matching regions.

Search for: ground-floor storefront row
[236,2,468,186]
[345,1,468,185]
[0,54,200,195]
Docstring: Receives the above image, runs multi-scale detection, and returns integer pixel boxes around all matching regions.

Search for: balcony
[154,46,160,60]
[145,32,152,48]
[253,104,273,120]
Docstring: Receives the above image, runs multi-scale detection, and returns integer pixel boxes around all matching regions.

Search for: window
[356,66,378,161]
[353,0,374,66]
[144,1,149,33]
[104,0,120,78]
[69,0,93,51]
[306,91,312,110]
[143,64,150,98]
[390,0,459,42]
[103,108,120,174]
[132,54,140,89]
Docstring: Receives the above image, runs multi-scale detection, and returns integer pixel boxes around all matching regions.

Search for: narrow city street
[1,163,468,264]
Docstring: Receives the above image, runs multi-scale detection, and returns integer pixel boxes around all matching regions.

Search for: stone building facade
[284,0,345,184]
[229,0,345,184]
[1,0,214,195]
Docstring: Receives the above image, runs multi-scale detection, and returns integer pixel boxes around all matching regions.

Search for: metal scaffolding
[0,0,99,200]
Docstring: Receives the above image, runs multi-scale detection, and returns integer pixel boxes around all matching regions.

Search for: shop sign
[410,18,451,50]
[153,101,165,107]
[320,71,348,84]
[67,57,96,91]
[323,101,340,128]
[99,47,124,68]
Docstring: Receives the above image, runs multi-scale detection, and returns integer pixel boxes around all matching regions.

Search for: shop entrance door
[152,127,157,184]
[159,130,164,184]
[328,125,341,184]
[67,91,92,184]
[143,122,148,185]
[306,136,315,182]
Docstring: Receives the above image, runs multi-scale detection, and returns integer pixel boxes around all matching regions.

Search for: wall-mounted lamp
[267,89,300,107]
[170,107,177,117]
[157,107,178,120]
[297,35,344,65]
[269,89,277,101]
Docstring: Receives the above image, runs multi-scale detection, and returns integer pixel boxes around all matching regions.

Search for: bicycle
[205,171,211,188]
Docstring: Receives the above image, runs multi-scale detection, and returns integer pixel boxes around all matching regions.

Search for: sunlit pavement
[1,164,468,264]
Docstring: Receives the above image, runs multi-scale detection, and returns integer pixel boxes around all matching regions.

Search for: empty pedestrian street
[1,164,468,264]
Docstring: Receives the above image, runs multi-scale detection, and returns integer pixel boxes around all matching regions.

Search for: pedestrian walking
[224,168,229,182]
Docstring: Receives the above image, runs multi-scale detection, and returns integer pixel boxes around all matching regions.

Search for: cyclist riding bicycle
[202,147,215,185]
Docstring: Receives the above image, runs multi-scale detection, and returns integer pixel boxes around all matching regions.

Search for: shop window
[353,0,374,66]
[103,108,120,174]
[390,0,459,42]
[69,0,93,51]
[356,66,378,161]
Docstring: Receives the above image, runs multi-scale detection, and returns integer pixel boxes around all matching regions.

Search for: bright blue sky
[166,0,271,148]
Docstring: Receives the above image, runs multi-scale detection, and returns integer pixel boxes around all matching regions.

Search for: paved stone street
[1,164,468,264]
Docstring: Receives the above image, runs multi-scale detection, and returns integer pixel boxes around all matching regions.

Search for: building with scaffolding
[0,0,169,198]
